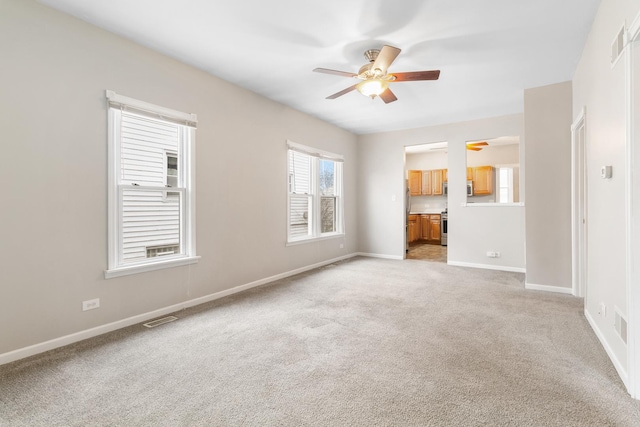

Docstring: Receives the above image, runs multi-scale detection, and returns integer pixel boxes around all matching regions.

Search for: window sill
[286,233,345,246]
[104,256,200,279]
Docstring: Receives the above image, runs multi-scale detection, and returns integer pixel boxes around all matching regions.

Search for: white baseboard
[524,282,574,295]
[355,252,404,260]
[584,309,628,388]
[447,260,526,273]
[0,253,359,366]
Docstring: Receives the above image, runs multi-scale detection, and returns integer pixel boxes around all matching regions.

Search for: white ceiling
[38,0,601,135]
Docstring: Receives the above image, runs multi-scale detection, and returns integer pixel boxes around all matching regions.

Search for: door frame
[571,107,587,298]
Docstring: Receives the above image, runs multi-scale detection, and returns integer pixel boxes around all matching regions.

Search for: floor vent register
[143,316,178,328]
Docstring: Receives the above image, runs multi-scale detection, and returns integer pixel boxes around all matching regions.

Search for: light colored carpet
[1,257,639,426]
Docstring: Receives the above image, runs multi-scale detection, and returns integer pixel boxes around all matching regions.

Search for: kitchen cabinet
[443,169,448,182]
[431,170,444,195]
[467,167,473,181]
[409,169,447,197]
[420,215,430,240]
[413,216,421,243]
[429,216,441,243]
[419,214,441,244]
[408,214,419,243]
[409,170,421,196]
[473,166,494,195]
[418,169,445,196]
[421,171,431,195]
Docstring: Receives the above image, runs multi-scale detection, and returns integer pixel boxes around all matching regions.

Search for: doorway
[404,142,448,263]
[571,108,588,298]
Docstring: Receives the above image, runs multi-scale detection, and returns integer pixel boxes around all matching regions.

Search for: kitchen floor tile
[407,242,447,263]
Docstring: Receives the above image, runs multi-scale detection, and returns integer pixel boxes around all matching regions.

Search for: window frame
[286,140,344,245]
[163,150,180,202]
[497,167,513,203]
[165,150,179,189]
[105,90,199,279]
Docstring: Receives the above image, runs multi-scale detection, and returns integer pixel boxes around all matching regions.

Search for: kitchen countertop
[409,209,445,215]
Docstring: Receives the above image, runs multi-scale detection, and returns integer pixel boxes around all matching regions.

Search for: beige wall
[0,1,358,356]
[406,150,449,171]
[572,0,640,384]
[523,81,573,290]
[358,114,526,271]
[466,143,520,168]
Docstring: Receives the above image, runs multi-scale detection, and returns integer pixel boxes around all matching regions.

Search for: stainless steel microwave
[443,181,472,195]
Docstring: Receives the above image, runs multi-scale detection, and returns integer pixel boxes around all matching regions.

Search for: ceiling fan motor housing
[364,49,380,63]
[360,49,383,78]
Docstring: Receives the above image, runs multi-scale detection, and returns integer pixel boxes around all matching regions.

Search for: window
[105,90,199,278]
[495,163,520,204]
[287,141,343,243]
[163,151,179,201]
[497,167,514,203]
[165,151,178,188]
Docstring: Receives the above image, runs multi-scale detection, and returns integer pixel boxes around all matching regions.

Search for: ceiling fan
[466,142,489,151]
[313,45,440,104]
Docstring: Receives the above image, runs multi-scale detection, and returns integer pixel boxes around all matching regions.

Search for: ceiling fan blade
[372,45,401,74]
[392,70,441,81]
[313,68,357,78]
[326,84,358,99]
[468,141,489,147]
[379,88,398,104]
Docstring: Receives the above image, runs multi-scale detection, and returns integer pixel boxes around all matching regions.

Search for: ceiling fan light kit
[357,79,388,98]
[313,45,440,104]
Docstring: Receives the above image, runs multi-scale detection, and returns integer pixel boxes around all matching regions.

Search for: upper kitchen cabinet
[466,136,521,203]
[408,170,422,196]
[421,170,431,195]
[405,142,448,202]
[431,170,444,196]
[472,166,493,195]
[408,169,447,196]
[419,169,445,196]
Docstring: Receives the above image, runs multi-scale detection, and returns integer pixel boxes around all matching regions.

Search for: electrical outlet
[82,298,100,311]
[339,243,344,249]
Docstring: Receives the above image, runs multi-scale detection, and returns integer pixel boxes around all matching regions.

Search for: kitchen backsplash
[410,195,447,212]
